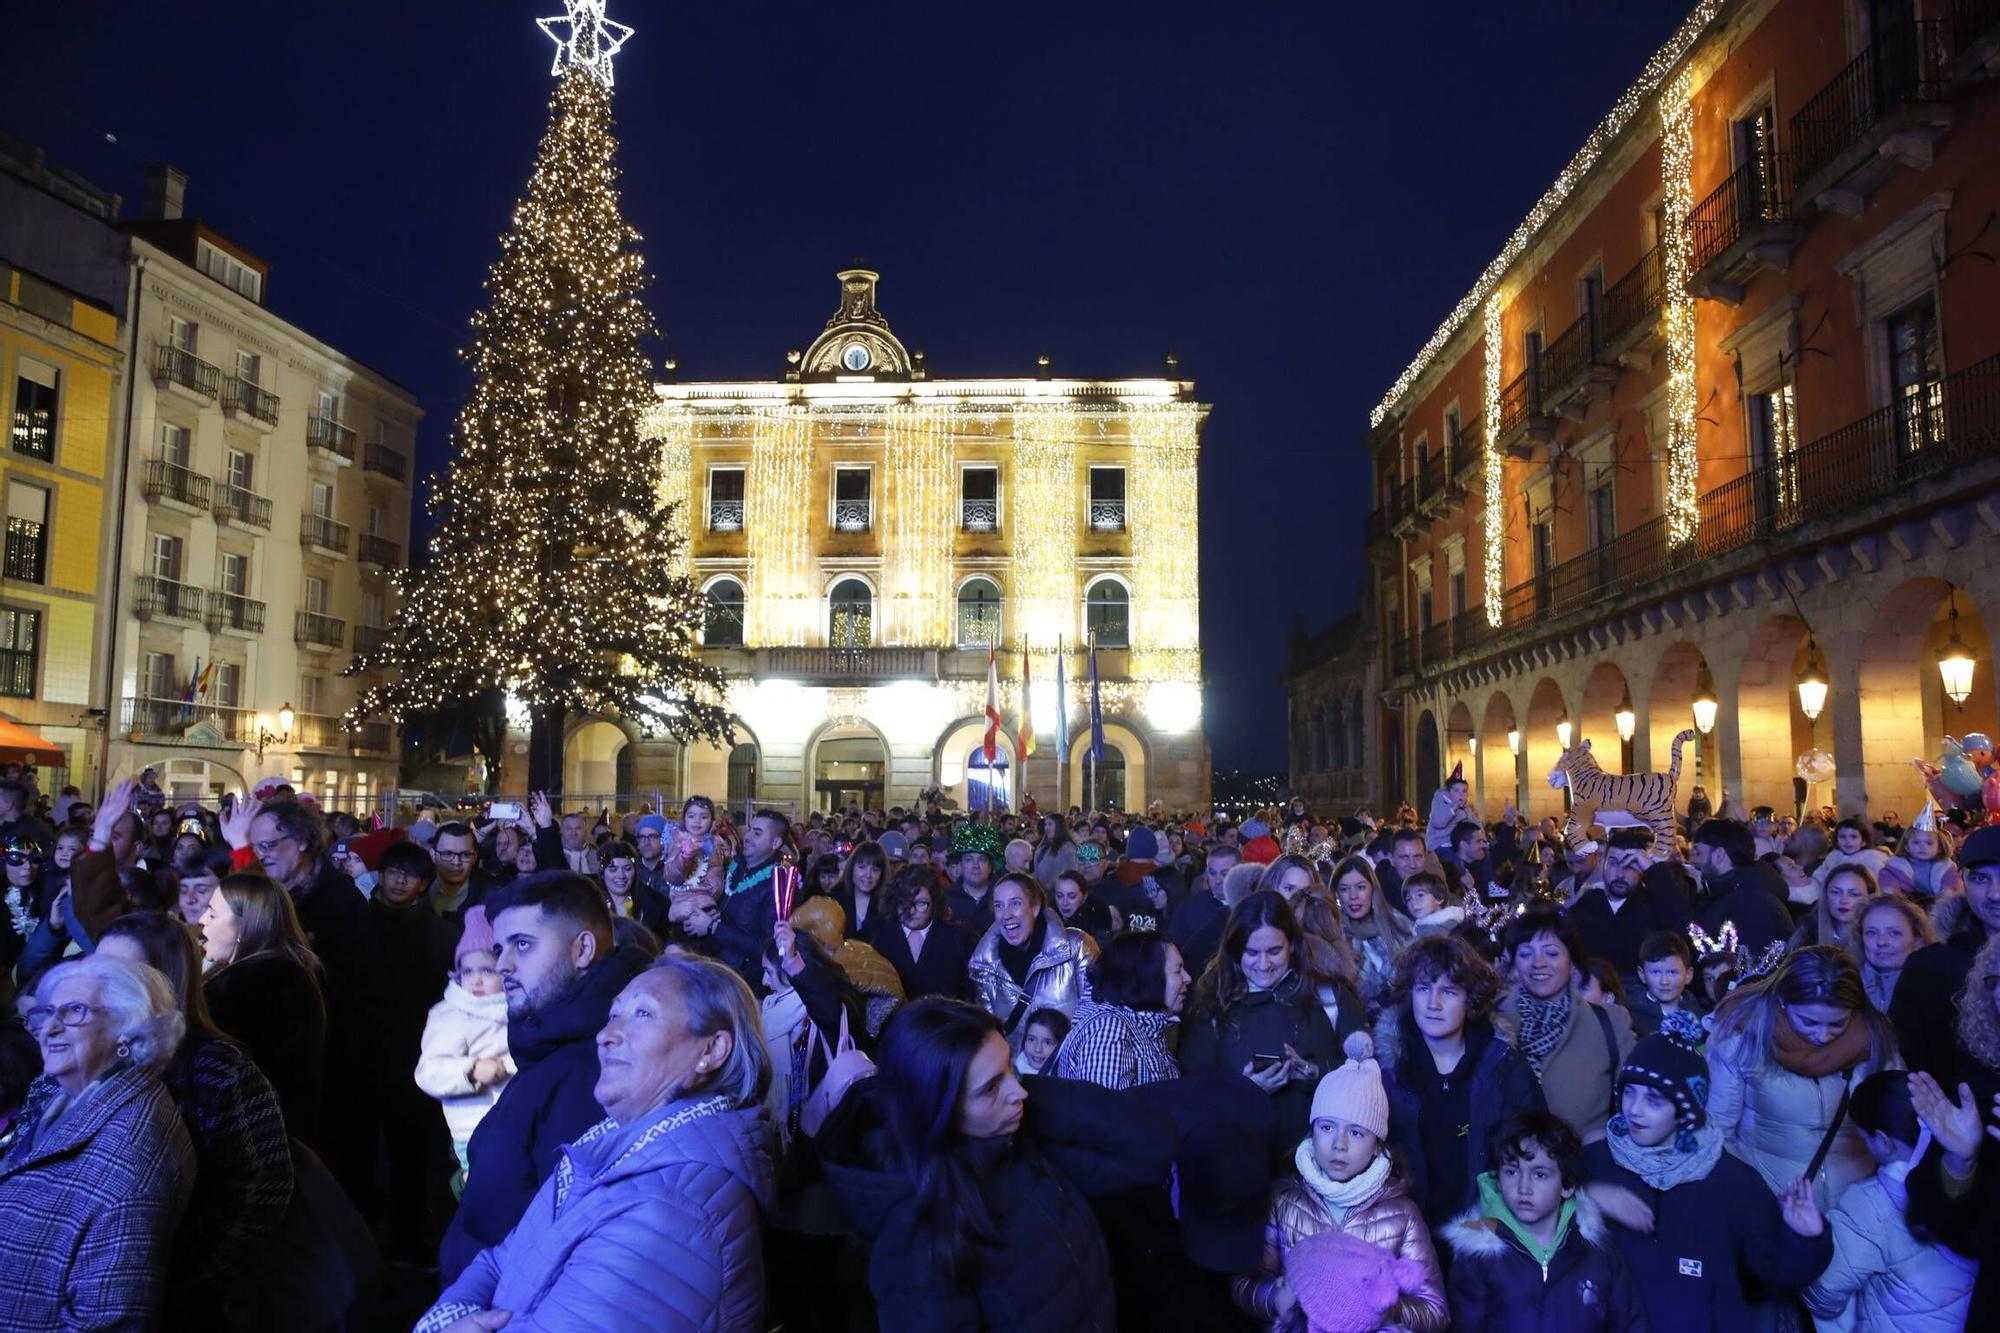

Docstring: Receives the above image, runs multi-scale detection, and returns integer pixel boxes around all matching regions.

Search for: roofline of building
[653,377,1204,408]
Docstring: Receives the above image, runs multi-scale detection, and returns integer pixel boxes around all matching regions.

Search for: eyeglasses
[23,1001,99,1033]
[434,849,477,863]
[251,836,297,857]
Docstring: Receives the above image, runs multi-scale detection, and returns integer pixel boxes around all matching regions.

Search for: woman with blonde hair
[1292,888,1367,1038]
[1708,945,1901,1210]
[1327,855,1414,1008]
[1258,853,1322,904]
[1857,894,1936,1013]
[200,873,327,1146]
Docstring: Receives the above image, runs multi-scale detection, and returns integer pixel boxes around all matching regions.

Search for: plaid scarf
[1514,988,1573,1074]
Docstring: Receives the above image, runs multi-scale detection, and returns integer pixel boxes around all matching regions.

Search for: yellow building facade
[619,269,1213,816]
[0,261,119,792]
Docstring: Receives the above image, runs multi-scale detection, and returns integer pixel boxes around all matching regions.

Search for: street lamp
[257,702,295,759]
[1506,728,1521,756]
[1614,688,1637,743]
[1555,713,1572,749]
[1467,735,1479,756]
[1796,637,1828,721]
[1692,667,1718,735]
[1939,592,1976,709]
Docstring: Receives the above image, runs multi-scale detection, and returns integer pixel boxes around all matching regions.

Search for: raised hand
[529,791,554,829]
[1777,1178,1823,1237]
[1911,1071,1991,1169]
[218,791,262,850]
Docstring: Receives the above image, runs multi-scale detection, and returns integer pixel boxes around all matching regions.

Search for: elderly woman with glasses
[418,953,776,1333]
[1,955,195,1328]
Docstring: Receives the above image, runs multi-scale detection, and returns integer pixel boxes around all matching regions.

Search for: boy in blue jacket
[1444,1109,1649,1331]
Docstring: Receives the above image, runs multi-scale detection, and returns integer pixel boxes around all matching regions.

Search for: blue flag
[1088,639,1105,762]
[1054,636,1070,763]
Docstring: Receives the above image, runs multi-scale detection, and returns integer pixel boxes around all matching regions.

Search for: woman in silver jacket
[967,872,1097,1049]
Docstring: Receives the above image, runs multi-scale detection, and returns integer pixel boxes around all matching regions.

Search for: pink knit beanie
[1309,1057,1389,1139]
[454,905,496,968]
[1288,1229,1424,1333]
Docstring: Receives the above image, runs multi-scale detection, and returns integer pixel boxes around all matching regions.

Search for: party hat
[1913,797,1938,832]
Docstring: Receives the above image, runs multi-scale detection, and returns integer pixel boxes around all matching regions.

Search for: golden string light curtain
[881,404,955,645]
[745,405,816,645]
[1009,402,1079,650]
[1126,403,1202,683]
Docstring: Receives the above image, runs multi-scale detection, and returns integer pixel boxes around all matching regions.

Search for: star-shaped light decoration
[537,0,635,88]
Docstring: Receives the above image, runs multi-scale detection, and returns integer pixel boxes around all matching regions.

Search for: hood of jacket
[1373,1007,1506,1075]
[814,1077,917,1241]
[1931,891,1992,950]
[509,944,650,1067]
[1442,1176,1609,1260]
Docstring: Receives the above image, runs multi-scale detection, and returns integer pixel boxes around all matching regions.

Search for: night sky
[8,1,1691,772]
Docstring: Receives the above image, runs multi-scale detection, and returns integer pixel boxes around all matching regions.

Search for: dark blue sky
[7,1,1690,771]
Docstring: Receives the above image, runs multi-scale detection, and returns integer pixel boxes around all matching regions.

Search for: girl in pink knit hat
[1234,1052,1449,1331]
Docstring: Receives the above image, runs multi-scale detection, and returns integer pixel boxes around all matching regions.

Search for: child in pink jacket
[415,906,514,1178]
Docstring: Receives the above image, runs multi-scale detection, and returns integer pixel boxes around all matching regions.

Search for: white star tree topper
[538,0,634,88]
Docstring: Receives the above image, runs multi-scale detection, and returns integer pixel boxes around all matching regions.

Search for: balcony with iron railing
[1686,153,1799,303]
[961,498,999,532]
[362,442,408,483]
[1538,309,1618,415]
[212,483,272,530]
[135,575,203,622]
[1790,19,1951,214]
[1389,477,1419,537]
[222,377,280,428]
[358,533,402,568]
[306,415,358,463]
[760,646,933,681]
[1494,369,1541,457]
[1600,246,1665,362]
[352,623,391,657]
[295,611,346,649]
[120,696,255,743]
[3,518,44,583]
[707,498,744,532]
[1088,499,1126,532]
[0,648,33,698]
[292,712,393,753]
[205,592,267,636]
[1453,419,1485,478]
[152,344,219,400]
[142,459,211,510]
[832,499,872,533]
[300,512,352,555]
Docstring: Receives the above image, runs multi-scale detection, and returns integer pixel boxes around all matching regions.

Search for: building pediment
[798,269,914,381]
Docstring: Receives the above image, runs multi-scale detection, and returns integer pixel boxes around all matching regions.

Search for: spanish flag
[1017,646,1035,764]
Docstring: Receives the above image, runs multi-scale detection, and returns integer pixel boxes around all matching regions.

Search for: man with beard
[438,873,648,1282]
[1565,829,1691,981]
[700,807,788,986]
[429,821,497,924]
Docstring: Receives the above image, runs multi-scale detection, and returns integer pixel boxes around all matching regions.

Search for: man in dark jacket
[370,841,456,1259]
[706,808,787,986]
[1688,818,1792,954]
[1893,825,2000,1079]
[1168,842,1238,975]
[438,872,649,1282]
[1568,830,1692,979]
[944,823,1002,936]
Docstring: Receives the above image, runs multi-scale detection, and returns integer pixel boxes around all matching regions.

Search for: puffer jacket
[1234,1168,1448,1331]
[1804,1168,1976,1332]
[421,1098,775,1332]
[968,912,1093,1048]
[821,1073,1178,1332]
[1442,1186,1650,1332]
[1706,1027,1891,1210]
[1496,990,1634,1143]
[415,981,516,1145]
[1876,854,1960,899]
[0,1063,196,1329]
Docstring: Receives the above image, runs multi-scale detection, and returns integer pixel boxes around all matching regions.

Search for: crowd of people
[0,756,1997,1331]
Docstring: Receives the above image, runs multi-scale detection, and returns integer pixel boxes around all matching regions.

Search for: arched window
[1085,579,1130,648]
[703,578,745,646]
[1084,743,1127,810]
[957,578,1002,649]
[829,578,873,648]
[967,745,1010,811]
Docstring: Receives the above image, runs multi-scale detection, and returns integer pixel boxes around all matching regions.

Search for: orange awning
[0,718,66,767]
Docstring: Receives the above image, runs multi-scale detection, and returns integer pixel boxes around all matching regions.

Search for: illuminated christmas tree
[350,2,726,791]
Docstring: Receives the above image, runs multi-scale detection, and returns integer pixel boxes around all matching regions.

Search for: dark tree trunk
[527,701,568,796]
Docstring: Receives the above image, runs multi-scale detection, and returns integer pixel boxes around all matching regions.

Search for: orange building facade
[1363,0,2000,821]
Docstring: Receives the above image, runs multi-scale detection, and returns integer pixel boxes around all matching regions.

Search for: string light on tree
[538,0,634,89]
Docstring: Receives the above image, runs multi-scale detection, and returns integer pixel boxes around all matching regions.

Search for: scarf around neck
[1606,1114,1724,1190]
[1514,988,1573,1072]
[1773,1007,1873,1078]
[1294,1139,1393,1221]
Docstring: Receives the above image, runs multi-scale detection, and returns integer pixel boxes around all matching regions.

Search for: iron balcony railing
[300,513,352,554]
[957,609,1002,649]
[292,712,391,752]
[1602,246,1664,350]
[832,499,871,533]
[763,647,928,679]
[358,534,402,567]
[142,459,211,508]
[205,592,266,635]
[152,344,219,398]
[212,483,272,529]
[3,518,44,583]
[295,611,346,649]
[11,406,53,460]
[1687,152,1795,277]
[961,498,999,532]
[136,575,204,621]
[121,695,255,742]
[0,647,34,698]
[306,415,358,461]
[707,499,744,532]
[222,377,280,426]
[1791,19,1950,186]
[1088,499,1126,531]
[362,442,407,482]
[352,623,391,657]
[1496,370,1534,440]
[1538,309,1603,401]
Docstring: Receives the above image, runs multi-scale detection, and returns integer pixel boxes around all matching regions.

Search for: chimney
[144,164,187,220]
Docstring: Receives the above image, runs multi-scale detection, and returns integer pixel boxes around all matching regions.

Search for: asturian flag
[983,645,1002,763]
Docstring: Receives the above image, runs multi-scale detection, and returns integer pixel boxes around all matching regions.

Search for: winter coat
[1804,1168,1976,1332]
[1876,854,1960,899]
[1376,1011,1547,1231]
[1496,990,1635,1143]
[1580,1137,1833,1330]
[868,914,974,1001]
[714,855,781,985]
[1811,846,1889,891]
[415,981,516,1145]
[1167,887,1231,976]
[820,1073,1178,1333]
[1889,893,1990,1081]
[1567,878,1690,977]
[968,913,1092,1047]
[423,1099,775,1333]
[1053,999,1180,1090]
[290,856,388,1197]
[1695,860,1795,956]
[0,1064,195,1329]
[1034,841,1077,887]
[1180,974,1344,1169]
[1234,1169,1448,1331]
[205,949,327,1149]
[438,944,651,1283]
[1706,1026,1891,1210]
[1442,1188,1649,1332]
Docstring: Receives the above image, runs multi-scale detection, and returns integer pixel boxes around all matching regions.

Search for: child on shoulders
[414,905,514,1185]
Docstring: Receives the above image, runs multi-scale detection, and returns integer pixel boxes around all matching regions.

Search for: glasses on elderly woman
[23,1002,100,1034]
